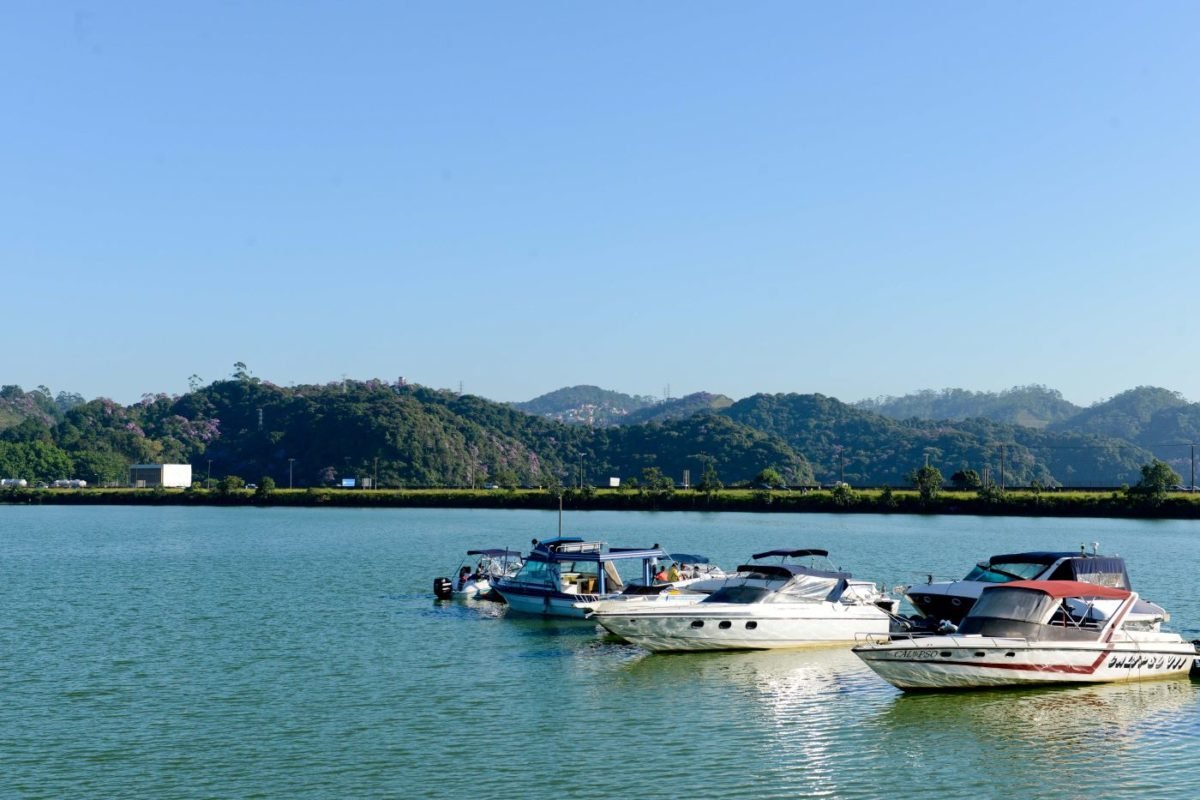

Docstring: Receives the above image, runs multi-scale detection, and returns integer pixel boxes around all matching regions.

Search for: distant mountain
[1049,387,1198,479]
[1049,386,1189,440]
[513,385,658,426]
[722,393,1152,487]
[623,392,734,425]
[856,386,1080,429]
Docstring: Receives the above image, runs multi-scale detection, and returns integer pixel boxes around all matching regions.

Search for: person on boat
[666,563,681,582]
[654,565,669,583]
[457,566,472,591]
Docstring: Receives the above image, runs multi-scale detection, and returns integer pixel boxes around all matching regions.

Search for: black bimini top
[737,563,850,581]
[751,548,829,560]
[988,551,1087,565]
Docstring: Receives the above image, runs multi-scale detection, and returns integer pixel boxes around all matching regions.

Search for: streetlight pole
[288,458,295,490]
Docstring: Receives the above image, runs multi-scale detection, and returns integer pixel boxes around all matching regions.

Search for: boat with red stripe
[853,580,1198,691]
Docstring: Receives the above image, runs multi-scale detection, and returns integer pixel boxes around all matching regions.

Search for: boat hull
[494,583,608,619]
[594,603,891,652]
[854,636,1197,691]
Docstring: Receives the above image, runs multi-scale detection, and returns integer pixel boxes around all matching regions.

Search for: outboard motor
[1190,641,1200,680]
[433,577,454,600]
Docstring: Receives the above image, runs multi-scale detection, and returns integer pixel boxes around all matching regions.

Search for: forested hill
[0,379,805,488]
[623,392,734,425]
[721,393,1154,487]
[0,378,1188,488]
[855,386,1081,429]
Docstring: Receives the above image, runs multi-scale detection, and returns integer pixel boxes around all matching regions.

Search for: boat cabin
[961,551,1131,588]
[509,537,669,596]
[957,580,1132,641]
[701,549,855,605]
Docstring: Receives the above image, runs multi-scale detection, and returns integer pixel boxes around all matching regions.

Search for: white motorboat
[492,537,670,618]
[903,546,1167,630]
[854,579,1198,691]
[433,548,524,601]
[591,548,896,652]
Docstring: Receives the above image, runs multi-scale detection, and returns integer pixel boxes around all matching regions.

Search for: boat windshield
[961,560,1047,583]
[966,587,1058,623]
[703,585,773,604]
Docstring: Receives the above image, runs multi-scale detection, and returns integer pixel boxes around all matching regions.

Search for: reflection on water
[600,646,1200,800]
[606,648,897,799]
[874,679,1200,799]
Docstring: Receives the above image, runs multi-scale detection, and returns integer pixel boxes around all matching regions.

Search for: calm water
[2,506,1199,799]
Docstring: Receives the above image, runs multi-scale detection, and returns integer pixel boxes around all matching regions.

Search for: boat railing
[551,540,604,554]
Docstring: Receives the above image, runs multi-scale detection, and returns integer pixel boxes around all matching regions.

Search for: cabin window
[512,560,558,588]
[703,585,772,605]
[969,588,1057,624]
[962,560,1046,583]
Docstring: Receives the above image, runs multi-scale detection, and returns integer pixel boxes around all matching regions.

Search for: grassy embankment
[3,486,1200,518]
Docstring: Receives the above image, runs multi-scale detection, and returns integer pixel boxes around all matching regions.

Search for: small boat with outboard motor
[591,548,898,652]
[854,579,1199,691]
[902,544,1167,632]
[491,537,671,618]
[433,548,525,601]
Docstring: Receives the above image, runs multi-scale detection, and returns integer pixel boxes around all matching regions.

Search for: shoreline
[3,487,1199,519]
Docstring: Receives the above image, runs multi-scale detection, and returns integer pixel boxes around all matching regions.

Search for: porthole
[973,651,986,658]
[745,621,758,630]
[691,620,704,628]
[1005,651,1016,658]
[939,651,952,658]
[718,621,731,629]
[951,598,962,607]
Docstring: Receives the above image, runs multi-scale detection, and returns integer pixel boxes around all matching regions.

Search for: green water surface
[2,506,1198,799]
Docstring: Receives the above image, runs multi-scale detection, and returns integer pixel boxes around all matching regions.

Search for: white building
[130,464,193,488]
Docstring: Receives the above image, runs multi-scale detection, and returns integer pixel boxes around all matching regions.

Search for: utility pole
[374,457,379,490]
[288,458,295,489]
[1000,444,1006,492]
[207,459,213,489]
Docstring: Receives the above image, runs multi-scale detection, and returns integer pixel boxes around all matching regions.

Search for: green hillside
[856,385,1081,429]
[0,377,1183,489]
[721,393,1151,487]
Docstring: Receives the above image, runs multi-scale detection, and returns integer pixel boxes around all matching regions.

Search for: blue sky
[3,2,1197,407]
